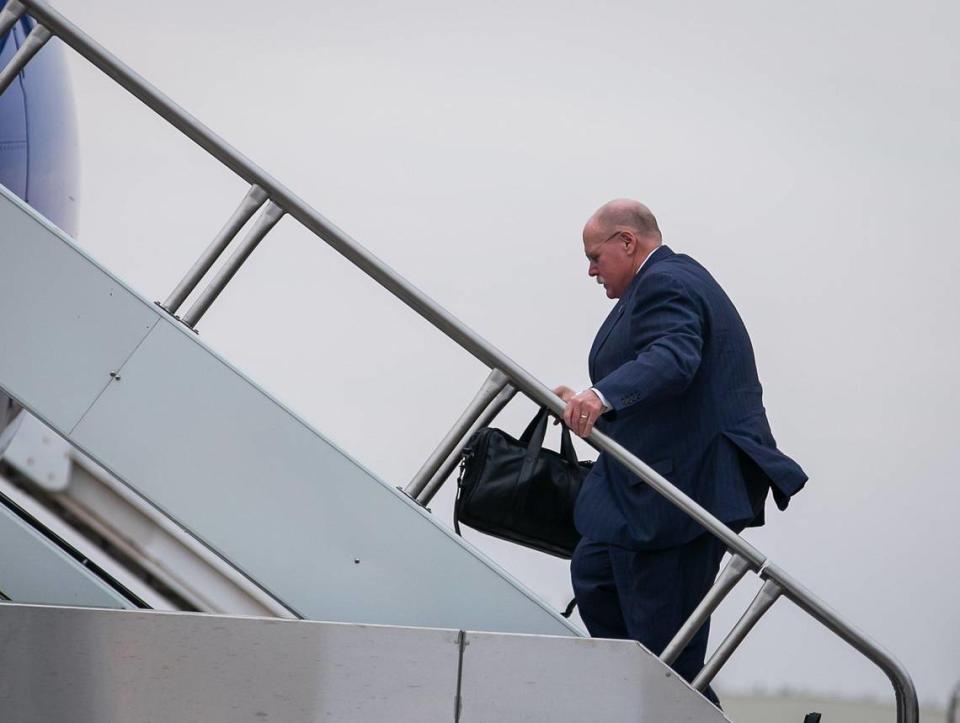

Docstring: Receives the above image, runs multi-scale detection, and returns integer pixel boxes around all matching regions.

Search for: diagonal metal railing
[0,1,918,719]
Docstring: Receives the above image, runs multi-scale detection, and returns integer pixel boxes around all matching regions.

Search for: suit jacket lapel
[588,246,674,381]
[589,301,625,380]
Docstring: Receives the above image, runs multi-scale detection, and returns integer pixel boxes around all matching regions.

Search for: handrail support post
[180,201,285,329]
[0,1,27,39]
[660,552,753,666]
[692,579,783,692]
[162,184,269,315]
[416,383,516,506]
[0,20,52,95]
[405,368,509,501]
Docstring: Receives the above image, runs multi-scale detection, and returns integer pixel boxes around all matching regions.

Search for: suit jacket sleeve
[593,272,703,413]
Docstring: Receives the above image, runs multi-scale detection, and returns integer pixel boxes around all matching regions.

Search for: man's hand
[555,387,605,438]
[553,385,576,403]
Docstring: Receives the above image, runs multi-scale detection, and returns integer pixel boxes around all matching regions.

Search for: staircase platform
[0,602,727,722]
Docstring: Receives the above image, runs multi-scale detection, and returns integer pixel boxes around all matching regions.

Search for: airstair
[0,1,919,721]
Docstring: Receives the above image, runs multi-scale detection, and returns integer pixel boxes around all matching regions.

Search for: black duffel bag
[454,407,592,559]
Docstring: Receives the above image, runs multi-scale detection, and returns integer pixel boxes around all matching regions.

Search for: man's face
[583,226,635,299]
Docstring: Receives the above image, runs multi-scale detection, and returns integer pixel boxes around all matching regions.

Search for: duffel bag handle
[559,422,579,467]
[518,407,549,447]
[518,408,580,485]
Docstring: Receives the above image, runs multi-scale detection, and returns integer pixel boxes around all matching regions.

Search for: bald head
[584,198,662,242]
[581,199,663,299]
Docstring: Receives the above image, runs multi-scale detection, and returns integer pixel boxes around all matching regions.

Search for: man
[555,199,806,705]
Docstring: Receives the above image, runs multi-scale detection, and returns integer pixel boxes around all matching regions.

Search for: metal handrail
[0,2,919,719]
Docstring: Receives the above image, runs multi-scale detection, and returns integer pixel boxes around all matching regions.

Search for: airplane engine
[0,13,78,238]
[1,15,78,443]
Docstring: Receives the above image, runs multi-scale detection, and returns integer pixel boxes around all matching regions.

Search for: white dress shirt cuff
[589,387,612,412]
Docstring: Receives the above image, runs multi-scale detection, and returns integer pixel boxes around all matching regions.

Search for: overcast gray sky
[55,0,958,709]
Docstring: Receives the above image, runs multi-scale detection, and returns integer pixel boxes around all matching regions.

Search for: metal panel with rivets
[0,188,156,432]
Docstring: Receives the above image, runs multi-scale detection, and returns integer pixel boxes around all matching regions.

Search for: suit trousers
[570,533,727,706]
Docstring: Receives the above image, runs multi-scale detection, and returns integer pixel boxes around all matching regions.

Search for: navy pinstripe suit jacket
[574,245,807,550]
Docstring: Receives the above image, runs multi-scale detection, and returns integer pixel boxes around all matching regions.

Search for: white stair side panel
[0,603,461,723]
[72,317,573,634]
[0,187,157,431]
[0,603,724,723]
[0,185,576,636]
[459,631,729,723]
